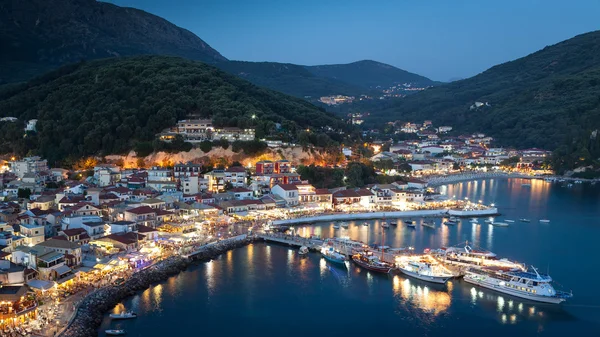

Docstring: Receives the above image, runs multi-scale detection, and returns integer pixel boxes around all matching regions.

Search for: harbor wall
[271,208,498,226]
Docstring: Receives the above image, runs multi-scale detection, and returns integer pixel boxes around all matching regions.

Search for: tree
[199,140,213,153]
[17,188,31,199]
[136,158,146,168]
[217,138,230,150]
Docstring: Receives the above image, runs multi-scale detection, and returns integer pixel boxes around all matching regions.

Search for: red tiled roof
[125,206,156,215]
[274,184,298,191]
[314,189,332,195]
[61,228,88,236]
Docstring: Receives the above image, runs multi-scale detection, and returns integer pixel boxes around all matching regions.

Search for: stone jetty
[60,236,256,337]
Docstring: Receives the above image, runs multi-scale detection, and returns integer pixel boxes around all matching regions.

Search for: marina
[96,178,600,336]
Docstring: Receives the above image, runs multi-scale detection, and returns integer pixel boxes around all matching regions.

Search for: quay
[182,234,249,259]
[271,208,498,226]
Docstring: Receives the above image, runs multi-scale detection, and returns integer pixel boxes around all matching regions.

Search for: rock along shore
[60,236,256,337]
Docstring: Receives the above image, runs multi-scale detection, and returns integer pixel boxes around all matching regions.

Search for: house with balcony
[18,223,45,246]
[36,239,82,267]
[123,206,157,228]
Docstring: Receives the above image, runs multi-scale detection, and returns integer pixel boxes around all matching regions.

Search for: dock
[257,233,410,263]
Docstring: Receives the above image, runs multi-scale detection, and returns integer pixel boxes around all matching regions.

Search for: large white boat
[434,242,525,271]
[397,260,453,284]
[464,266,572,304]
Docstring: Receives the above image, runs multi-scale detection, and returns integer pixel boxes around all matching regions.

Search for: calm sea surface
[99,178,600,336]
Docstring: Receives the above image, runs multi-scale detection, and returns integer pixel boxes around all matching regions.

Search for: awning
[57,273,77,284]
[27,280,54,290]
[54,265,72,276]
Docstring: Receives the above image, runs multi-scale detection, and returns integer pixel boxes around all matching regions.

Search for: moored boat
[519,218,531,222]
[109,311,137,320]
[433,242,525,271]
[539,219,550,223]
[464,266,572,304]
[397,260,453,284]
[381,222,390,228]
[406,222,416,228]
[351,252,393,273]
[390,221,397,226]
[105,330,126,336]
[340,222,349,228]
[333,224,340,229]
[422,220,435,228]
[491,222,509,227]
[321,246,347,265]
[443,220,457,226]
[505,220,515,223]
[299,246,309,255]
[363,222,369,226]
[469,218,478,223]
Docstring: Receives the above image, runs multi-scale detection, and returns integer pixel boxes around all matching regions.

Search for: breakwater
[60,236,256,337]
[271,208,498,226]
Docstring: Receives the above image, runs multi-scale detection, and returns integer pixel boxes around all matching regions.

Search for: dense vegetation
[0,56,346,164]
[306,60,438,89]
[297,162,398,188]
[0,0,226,84]
[368,31,600,170]
[216,61,368,98]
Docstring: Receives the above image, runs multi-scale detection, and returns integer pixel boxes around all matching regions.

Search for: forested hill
[0,0,226,84]
[305,60,438,89]
[215,61,369,98]
[0,56,346,164]
[368,30,600,165]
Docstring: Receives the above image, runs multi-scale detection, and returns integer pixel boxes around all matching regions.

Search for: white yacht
[397,260,453,284]
[464,266,572,304]
[299,246,309,255]
[434,242,525,271]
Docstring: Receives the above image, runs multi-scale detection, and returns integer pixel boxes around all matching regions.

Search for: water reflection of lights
[501,313,507,324]
[529,306,536,316]
[319,258,327,278]
[470,288,477,304]
[508,300,513,309]
[394,277,451,315]
[497,296,505,312]
[518,303,523,313]
[152,284,163,307]
[206,260,215,293]
[440,224,450,247]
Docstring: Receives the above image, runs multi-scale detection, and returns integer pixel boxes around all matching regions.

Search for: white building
[10,156,48,178]
[271,184,299,206]
[25,119,38,132]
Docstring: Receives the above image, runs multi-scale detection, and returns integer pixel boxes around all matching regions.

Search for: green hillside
[215,61,367,98]
[306,60,438,89]
[368,31,600,172]
[0,56,346,164]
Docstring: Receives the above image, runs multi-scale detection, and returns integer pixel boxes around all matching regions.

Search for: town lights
[251,114,256,119]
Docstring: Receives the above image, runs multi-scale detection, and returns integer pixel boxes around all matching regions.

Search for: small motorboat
[109,311,137,320]
[299,246,309,255]
[449,216,459,222]
[382,222,390,228]
[484,218,493,223]
[363,222,369,227]
[406,222,416,228]
[469,218,478,223]
[443,220,457,226]
[390,221,397,226]
[491,222,509,227]
[539,219,550,223]
[105,330,126,336]
[505,220,515,223]
[519,218,531,222]
[422,221,435,229]
[403,220,413,225]
[333,224,340,229]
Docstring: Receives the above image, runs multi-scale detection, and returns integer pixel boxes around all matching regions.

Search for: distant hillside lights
[158,119,255,143]
[319,95,354,105]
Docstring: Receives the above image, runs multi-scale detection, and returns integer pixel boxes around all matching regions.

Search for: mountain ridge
[0,0,227,83]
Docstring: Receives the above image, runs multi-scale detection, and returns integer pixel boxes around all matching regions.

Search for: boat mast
[381,226,385,261]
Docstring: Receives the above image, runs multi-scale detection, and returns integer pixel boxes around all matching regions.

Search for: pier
[257,233,411,263]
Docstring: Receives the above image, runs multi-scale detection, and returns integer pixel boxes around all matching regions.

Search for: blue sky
[105,0,600,81]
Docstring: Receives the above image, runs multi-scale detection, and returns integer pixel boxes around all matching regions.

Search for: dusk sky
[106,0,600,81]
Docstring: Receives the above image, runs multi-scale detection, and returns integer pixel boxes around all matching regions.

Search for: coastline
[424,171,600,187]
[60,236,256,337]
[272,208,498,226]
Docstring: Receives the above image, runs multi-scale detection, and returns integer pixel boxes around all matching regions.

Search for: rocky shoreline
[60,237,256,337]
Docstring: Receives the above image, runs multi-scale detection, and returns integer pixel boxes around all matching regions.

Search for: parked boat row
[106,310,137,335]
